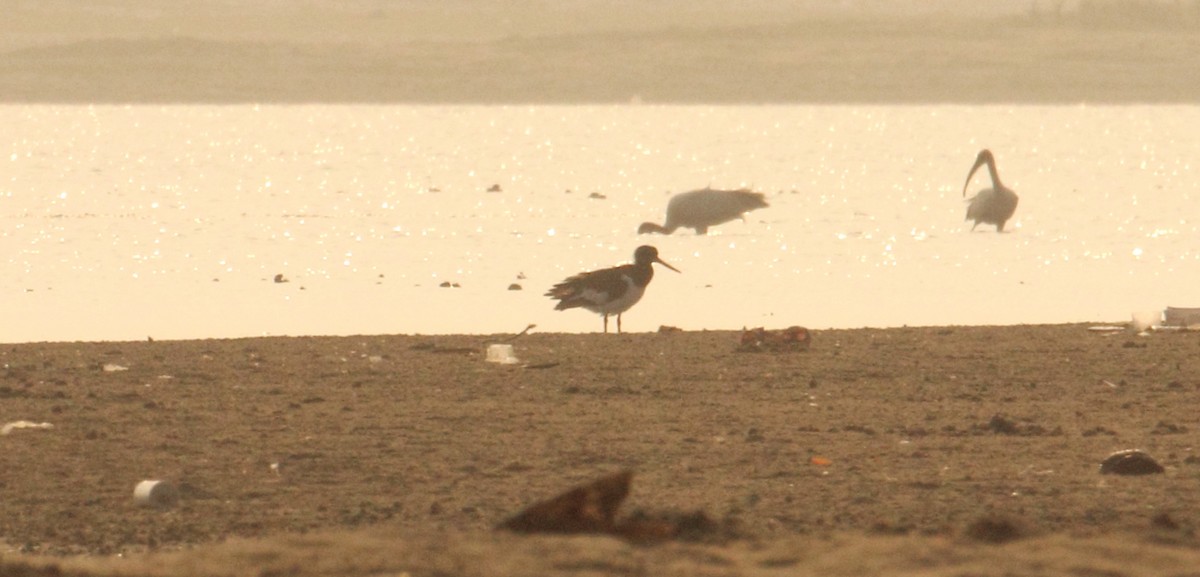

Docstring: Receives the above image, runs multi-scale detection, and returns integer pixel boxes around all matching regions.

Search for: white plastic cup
[133,480,178,509]
[486,344,519,364]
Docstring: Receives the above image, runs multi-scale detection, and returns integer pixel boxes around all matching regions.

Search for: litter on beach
[486,344,520,364]
[1164,306,1200,328]
[134,480,179,509]
[1,421,54,435]
[1130,310,1163,333]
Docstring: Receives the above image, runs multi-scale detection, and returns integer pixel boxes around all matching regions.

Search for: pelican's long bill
[963,153,989,197]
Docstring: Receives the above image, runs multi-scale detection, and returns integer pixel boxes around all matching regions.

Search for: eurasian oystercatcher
[546,245,680,333]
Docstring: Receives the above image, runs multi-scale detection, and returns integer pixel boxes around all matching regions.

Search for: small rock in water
[1099,449,1164,475]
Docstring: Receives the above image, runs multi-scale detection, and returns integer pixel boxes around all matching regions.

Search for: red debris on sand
[738,326,812,352]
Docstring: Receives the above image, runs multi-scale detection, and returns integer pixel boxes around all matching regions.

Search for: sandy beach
[5,2,1200,575]
[3,324,1200,575]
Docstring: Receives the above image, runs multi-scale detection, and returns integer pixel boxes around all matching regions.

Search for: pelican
[545,245,680,333]
[962,149,1019,232]
[638,187,768,235]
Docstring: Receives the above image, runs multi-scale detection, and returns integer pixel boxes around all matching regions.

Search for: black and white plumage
[545,245,680,333]
[638,187,769,235]
[962,149,1019,232]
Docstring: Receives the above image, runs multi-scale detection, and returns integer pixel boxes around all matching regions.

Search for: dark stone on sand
[1099,450,1165,475]
[985,414,1021,435]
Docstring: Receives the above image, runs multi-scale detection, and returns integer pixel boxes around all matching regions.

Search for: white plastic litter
[486,344,520,365]
[1130,310,1162,333]
[1,421,54,435]
[133,480,178,508]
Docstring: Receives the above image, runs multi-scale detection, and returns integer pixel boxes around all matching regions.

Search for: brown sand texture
[3,325,1200,576]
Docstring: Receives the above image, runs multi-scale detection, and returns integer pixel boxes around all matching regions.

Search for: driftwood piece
[497,471,726,544]
[499,470,632,534]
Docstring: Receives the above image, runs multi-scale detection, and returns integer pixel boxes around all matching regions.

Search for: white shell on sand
[134,480,179,509]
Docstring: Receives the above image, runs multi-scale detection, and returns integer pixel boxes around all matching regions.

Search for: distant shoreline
[4,12,1200,104]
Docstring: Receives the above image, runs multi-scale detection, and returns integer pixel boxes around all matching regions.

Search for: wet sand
[3,324,1200,575]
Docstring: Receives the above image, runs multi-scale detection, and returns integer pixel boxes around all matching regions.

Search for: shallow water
[3,105,1198,342]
